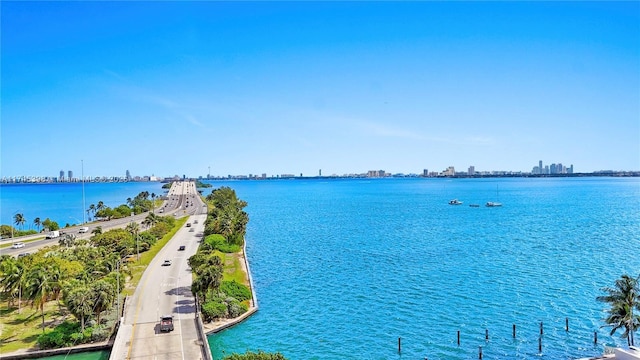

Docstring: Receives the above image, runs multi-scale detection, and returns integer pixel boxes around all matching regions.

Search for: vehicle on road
[186,223,191,227]
[162,260,172,266]
[159,315,174,332]
[46,230,60,239]
[11,242,25,249]
[18,253,30,258]
[178,245,186,251]
[78,227,89,233]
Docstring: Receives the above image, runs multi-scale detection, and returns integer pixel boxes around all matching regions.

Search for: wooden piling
[457,330,460,346]
[566,317,569,332]
[540,321,543,335]
[485,329,489,341]
[479,346,483,359]
[513,324,516,338]
[594,331,598,344]
[539,337,542,353]
[398,337,401,353]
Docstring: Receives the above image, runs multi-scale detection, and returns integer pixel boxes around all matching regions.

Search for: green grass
[0,218,188,353]
[125,217,188,295]
[0,298,69,353]
[214,250,249,286]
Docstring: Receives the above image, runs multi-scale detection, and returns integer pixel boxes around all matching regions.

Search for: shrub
[37,321,90,349]
[227,299,248,318]
[204,234,225,249]
[201,300,227,322]
[220,280,251,302]
[218,243,241,253]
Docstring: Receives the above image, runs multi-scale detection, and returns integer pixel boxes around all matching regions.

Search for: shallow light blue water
[205,177,640,360]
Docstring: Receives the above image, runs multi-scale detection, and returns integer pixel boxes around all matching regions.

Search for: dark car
[178,245,186,251]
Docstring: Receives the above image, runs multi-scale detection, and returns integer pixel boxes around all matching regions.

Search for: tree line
[190,187,252,322]
[0,210,178,349]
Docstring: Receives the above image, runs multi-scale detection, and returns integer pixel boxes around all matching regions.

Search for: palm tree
[89,204,96,216]
[91,280,115,324]
[65,286,94,331]
[597,274,640,346]
[25,262,59,332]
[13,213,26,231]
[96,201,105,213]
[0,257,26,310]
[33,217,42,232]
[151,193,156,213]
[143,213,159,229]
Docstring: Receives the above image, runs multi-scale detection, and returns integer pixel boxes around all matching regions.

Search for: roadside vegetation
[0,200,184,353]
[0,191,163,238]
[190,186,253,322]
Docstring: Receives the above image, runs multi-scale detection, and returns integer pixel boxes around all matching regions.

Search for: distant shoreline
[2,171,638,185]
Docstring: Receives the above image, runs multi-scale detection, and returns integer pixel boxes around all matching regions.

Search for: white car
[11,242,25,249]
[78,227,89,233]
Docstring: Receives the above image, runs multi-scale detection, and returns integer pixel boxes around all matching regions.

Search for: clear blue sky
[2,1,638,178]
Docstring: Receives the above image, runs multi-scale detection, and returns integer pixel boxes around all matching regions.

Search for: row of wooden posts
[396,318,600,359]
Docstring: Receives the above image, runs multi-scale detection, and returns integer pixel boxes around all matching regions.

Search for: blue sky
[2,1,638,178]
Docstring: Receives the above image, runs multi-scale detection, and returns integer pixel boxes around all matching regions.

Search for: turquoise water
[0,182,165,229]
[205,177,640,360]
[2,178,639,359]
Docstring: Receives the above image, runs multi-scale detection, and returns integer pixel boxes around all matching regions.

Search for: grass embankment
[216,250,248,286]
[125,217,188,295]
[0,298,63,353]
[0,217,187,353]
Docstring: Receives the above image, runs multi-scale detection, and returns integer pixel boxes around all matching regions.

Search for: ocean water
[0,182,165,229]
[2,178,638,359]
[205,177,640,360]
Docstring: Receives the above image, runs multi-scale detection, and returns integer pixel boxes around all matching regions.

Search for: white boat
[449,199,463,205]
[486,185,502,207]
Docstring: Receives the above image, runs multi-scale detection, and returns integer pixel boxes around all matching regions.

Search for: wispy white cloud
[103,69,204,127]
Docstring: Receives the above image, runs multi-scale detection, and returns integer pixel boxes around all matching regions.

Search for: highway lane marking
[126,257,155,359]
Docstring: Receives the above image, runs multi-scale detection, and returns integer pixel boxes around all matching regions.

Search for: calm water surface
[2,178,638,359]
[0,182,165,228]
[204,178,640,360]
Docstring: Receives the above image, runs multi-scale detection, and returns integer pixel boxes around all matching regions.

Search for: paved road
[1,181,206,257]
[110,181,209,360]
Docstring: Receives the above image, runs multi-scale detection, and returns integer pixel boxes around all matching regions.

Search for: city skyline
[1,2,638,177]
[5,158,640,184]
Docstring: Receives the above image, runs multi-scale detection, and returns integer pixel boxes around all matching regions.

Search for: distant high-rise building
[68,170,73,181]
[423,169,429,177]
[468,166,475,176]
[319,169,322,177]
[569,164,574,174]
[126,170,131,181]
[60,170,65,181]
[539,160,543,173]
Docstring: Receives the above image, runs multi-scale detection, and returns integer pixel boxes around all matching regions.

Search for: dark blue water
[204,177,640,360]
